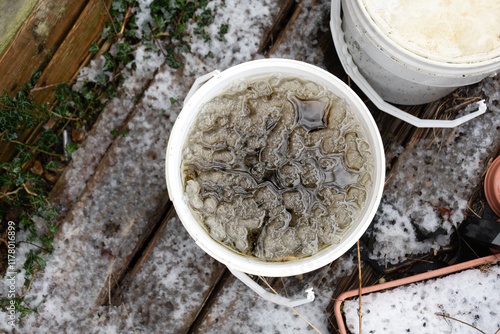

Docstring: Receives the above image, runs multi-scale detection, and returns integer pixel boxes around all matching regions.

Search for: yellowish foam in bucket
[364,0,500,63]
[330,0,499,122]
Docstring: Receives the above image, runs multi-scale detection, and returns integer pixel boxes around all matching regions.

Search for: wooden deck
[2,0,499,332]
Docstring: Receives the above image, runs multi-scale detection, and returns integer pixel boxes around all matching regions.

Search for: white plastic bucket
[330,0,496,127]
[165,59,385,301]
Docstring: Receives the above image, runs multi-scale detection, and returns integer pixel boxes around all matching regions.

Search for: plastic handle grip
[329,0,486,128]
[228,267,315,308]
[183,70,221,106]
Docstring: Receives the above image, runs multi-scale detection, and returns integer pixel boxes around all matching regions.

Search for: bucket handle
[228,267,315,308]
[329,0,487,128]
[183,70,221,106]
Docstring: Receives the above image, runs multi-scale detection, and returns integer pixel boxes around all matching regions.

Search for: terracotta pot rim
[485,156,500,217]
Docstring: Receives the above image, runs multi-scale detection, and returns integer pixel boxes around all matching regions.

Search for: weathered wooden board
[31,0,112,104]
[0,0,87,96]
[97,210,228,333]
[0,0,39,56]
[0,0,111,164]
[258,0,298,55]
[8,0,498,332]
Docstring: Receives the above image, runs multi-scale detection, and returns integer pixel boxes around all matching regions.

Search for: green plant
[106,0,228,70]
[218,23,229,41]
[0,296,37,323]
[0,80,62,316]
[0,72,106,318]
[110,128,129,138]
[1,0,229,322]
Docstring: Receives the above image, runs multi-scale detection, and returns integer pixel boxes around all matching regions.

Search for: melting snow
[1,0,499,332]
[344,263,500,334]
[368,77,500,265]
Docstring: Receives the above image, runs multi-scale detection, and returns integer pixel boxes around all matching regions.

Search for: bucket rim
[165,58,385,277]
[349,0,500,72]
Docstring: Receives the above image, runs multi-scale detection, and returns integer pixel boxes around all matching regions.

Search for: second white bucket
[330,0,498,128]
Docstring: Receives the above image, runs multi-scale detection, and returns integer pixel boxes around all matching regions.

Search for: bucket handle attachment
[183,70,221,106]
[228,267,315,308]
[329,0,486,128]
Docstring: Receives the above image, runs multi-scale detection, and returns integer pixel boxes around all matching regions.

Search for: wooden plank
[258,0,300,55]
[189,254,368,333]
[0,0,88,95]
[61,146,173,308]
[0,0,89,163]
[30,0,112,104]
[5,0,112,170]
[119,204,178,281]
[0,0,112,181]
[185,269,232,333]
[101,212,228,333]
[266,0,304,57]
[324,263,377,331]
[49,96,142,211]
[0,0,39,56]
[46,1,142,210]
[42,64,188,317]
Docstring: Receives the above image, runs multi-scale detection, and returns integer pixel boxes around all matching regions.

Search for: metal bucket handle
[329,0,486,128]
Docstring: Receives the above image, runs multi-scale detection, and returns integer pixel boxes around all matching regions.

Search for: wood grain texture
[0,0,87,96]
[0,0,39,56]
[257,0,299,55]
[31,0,112,104]
[0,0,111,166]
[6,0,494,331]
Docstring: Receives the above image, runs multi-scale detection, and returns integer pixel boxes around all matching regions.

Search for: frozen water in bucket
[166,59,385,306]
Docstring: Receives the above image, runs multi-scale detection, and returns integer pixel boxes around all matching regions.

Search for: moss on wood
[0,0,40,56]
